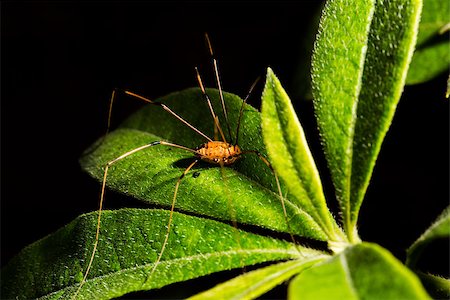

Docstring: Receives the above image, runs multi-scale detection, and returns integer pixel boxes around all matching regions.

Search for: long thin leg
[106,89,117,136]
[144,159,199,284]
[234,77,260,146]
[109,88,213,142]
[72,141,196,299]
[205,33,232,143]
[80,90,119,157]
[242,150,300,252]
[195,67,227,143]
[213,116,220,141]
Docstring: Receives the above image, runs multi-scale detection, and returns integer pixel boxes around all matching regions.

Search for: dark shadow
[172,157,216,170]
[79,135,107,159]
[416,30,449,50]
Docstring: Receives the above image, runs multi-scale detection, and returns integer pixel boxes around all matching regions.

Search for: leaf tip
[265,67,281,89]
[266,67,276,82]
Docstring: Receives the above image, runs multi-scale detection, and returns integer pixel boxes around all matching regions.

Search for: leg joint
[149,141,161,146]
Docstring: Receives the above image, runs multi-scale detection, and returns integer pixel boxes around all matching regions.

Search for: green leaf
[406,207,449,300]
[406,0,450,85]
[80,88,329,241]
[1,209,318,300]
[311,0,422,241]
[406,206,450,269]
[188,257,326,300]
[261,68,345,244]
[120,88,282,193]
[288,243,430,300]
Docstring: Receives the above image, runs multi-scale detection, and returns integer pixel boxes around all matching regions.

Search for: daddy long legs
[73,34,296,298]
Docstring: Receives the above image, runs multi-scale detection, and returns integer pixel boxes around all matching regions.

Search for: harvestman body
[73,34,294,298]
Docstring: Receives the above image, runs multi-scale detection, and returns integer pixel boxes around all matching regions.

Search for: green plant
[2,0,448,299]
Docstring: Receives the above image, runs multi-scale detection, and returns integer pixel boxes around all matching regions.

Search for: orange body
[195,141,242,165]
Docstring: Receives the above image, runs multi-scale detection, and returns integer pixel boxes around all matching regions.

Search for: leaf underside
[1,209,319,300]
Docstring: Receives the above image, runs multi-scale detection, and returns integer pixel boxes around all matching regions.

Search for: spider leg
[73,141,196,299]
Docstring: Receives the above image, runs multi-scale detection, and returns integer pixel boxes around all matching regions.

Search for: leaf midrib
[342,3,375,242]
[273,91,328,235]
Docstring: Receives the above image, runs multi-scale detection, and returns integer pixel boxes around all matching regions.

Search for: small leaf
[261,68,345,243]
[406,0,450,85]
[311,0,422,241]
[406,208,449,300]
[406,206,450,269]
[80,88,329,240]
[188,257,326,300]
[1,209,316,300]
[416,272,450,299]
[288,243,430,300]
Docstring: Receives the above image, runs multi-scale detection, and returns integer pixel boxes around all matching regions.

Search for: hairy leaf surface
[261,68,345,243]
[311,0,422,241]
[81,128,326,239]
[80,88,329,240]
[1,209,319,300]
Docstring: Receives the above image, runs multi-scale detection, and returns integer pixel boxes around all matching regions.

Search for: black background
[2,1,449,298]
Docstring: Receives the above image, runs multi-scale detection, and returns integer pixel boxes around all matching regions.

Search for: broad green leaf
[311,0,376,242]
[120,88,280,193]
[406,0,450,84]
[288,243,430,300]
[189,257,326,300]
[311,0,422,241]
[81,129,326,239]
[406,206,450,269]
[261,68,345,243]
[80,88,328,240]
[1,209,319,300]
